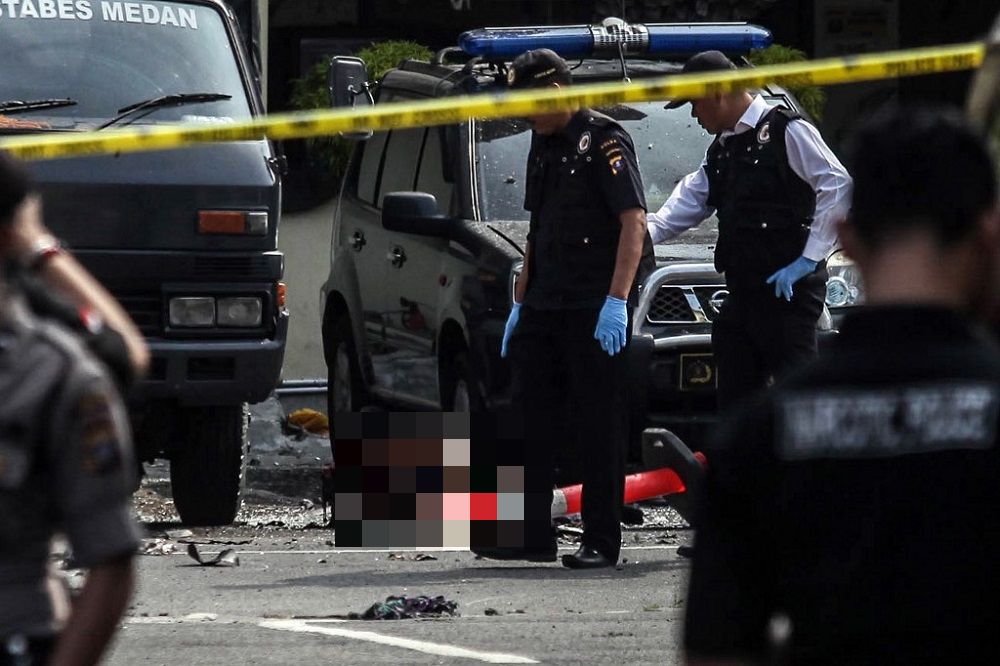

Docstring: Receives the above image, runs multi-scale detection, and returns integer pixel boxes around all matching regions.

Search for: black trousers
[712,272,826,413]
[509,305,629,562]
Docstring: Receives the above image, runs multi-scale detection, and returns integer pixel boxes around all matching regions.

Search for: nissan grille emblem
[709,290,729,313]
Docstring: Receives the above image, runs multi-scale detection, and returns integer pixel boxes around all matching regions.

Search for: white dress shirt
[646,95,853,263]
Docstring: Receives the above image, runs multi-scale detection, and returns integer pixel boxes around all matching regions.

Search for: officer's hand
[765,256,818,301]
[500,302,521,358]
[594,295,628,356]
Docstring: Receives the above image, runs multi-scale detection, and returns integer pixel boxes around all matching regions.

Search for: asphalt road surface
[100,445,694,665]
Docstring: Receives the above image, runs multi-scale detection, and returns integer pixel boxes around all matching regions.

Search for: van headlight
[825,250,864,308]
[169,295,264,327]
[169,297,216,327]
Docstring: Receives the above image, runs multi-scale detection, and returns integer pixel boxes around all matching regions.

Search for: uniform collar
[560,109,594,140]
[719,94,771,141]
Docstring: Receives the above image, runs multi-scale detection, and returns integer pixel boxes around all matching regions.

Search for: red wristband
[24,237,64,271]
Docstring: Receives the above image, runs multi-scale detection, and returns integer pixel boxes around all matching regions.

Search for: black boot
[561,545,614,569]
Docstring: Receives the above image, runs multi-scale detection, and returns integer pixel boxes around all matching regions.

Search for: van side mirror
[328,56,374,140]
[382,192,452,238]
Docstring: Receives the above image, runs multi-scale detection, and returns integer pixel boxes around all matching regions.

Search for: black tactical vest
[524,110,655,309]
[706,106,816,286]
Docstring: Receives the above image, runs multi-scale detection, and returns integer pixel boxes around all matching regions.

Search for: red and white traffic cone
[551,454,706,518]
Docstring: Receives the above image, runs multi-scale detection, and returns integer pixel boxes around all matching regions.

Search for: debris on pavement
[349,595,458,620]
[142,540,177,556]
[387,552,438,562]
[484,608,499,616]
[186,543,240,567]
[165,529,194,539]
[179,538,253,546]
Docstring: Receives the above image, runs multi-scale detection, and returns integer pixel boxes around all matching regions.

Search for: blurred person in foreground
[0,153,140,666]
[684,106,1000,665]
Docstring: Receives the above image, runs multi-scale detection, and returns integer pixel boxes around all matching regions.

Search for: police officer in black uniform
[473,49,654,569]
[648,51,852,412]
[684,107,1000,664]
[0,154,140,666]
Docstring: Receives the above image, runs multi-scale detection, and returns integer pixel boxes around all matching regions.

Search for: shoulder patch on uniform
[577,131,591,154]
[757,122,770,144]
[76,388,123,475]
[608,154,625,176]
[776,383,1000,461]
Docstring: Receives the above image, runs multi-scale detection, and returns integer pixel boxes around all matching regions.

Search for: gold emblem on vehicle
[689,361,713,385]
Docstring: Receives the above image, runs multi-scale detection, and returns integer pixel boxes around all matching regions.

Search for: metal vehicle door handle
[388,247,406,268]
[350,230,366,251]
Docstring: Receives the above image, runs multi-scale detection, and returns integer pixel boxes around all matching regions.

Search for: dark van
[0,0,287,525]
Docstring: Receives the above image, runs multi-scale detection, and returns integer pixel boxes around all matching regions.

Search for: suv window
[0,3,251,125]
[475,102,712,221]
[378,127,425,207]
[416,128,454,215]
[356,129,389,205]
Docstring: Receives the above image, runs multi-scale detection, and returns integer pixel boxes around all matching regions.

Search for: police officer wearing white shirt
[649,50,852,411]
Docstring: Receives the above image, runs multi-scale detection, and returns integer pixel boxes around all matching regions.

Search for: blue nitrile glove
[594,295,628,356]
[766,256,818,301]
[500,302,521,358]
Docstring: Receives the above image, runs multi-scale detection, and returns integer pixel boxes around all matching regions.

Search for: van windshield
[0,1,251,128]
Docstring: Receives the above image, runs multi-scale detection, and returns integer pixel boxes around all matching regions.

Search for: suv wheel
[441,350,479,412]
[170,404,249,526]
[326,313,366,415]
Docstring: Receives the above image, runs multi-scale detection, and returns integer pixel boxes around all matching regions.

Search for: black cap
[0,152,33,226]
[664,50,738,109]
[507,49,572,89]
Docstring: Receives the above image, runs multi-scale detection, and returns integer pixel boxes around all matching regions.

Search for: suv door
[383,126,457,407]
[342,118,398,398]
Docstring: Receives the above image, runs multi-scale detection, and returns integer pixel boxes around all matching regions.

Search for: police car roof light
[458,21,772,60]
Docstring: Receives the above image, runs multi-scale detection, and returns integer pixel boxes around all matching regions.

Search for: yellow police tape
[0,41,984,161]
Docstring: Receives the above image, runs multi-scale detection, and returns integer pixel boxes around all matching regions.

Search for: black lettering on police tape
[348,116,371,131]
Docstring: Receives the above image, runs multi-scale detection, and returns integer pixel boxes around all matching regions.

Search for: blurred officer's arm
[49,555,135,666]
[46,373,140,666]
[784,120,853,263]
[646,158,714,244]
[0,195,150,377]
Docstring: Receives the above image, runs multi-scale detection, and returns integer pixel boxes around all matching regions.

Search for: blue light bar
[459,22,772,61]
[460,27,602,60]
[647,24,772,55]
